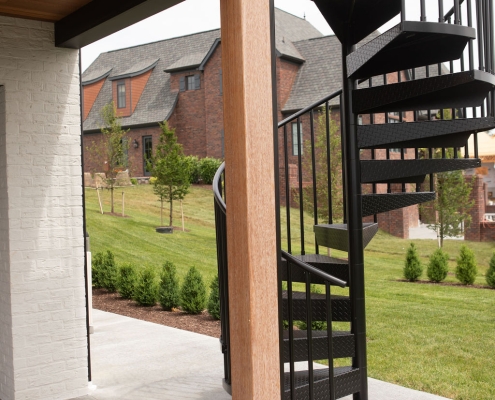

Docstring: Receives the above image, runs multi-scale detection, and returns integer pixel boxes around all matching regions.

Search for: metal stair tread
[353,70,495,114]
[281,291,351,322]
[313,223,378,252]
[282,330,355,361]
[284,366,361,399]
[281,254,350,286]
[357,117,495,149]
[312,0,401,44]
[361,158,481,184]
[361,192,436,217]
[347,21,475,79]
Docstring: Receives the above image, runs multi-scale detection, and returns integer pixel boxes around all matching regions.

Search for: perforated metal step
[361,192,436,217]
[357,117,495,149]
[281,291,351,322]
[353,70,495,114]
[282,330,355,362]
[348,21,474,79]
[361,158,481,184]
[313,223,378,252]
[283,366,361,399]
[312,0,401,44]
[281,254,349,285]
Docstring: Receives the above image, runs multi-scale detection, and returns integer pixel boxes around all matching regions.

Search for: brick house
[83,9,450,238]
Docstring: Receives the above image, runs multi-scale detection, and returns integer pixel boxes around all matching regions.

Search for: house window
[117,82,126,108]
[390,148,401,153]
[292,122,303,156]
[180,74,200,91]
[186,75,195,90]
[388,111,404,123]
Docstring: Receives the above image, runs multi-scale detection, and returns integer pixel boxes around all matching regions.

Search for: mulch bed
[92,288,221,338]
[396,279,494,290]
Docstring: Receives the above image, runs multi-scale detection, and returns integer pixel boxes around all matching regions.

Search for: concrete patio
[72,310,451,400]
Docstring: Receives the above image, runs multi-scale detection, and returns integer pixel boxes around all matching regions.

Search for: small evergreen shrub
[130,178,138,185]
[149,176,157,185]
[427,248,449,283]
[207,274,221,320]
[486,253,495,288]
[403,243,423,282]
[455,245,478,285]
[198,157,222,184]
[184,155,201,184]
[117,263,137,299]
[134,265,158,306]
[92,250,118,292]
[158,261,180,310]
[180,266,207,314]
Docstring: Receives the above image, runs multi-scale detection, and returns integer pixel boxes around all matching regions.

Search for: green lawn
[85,185,495,400]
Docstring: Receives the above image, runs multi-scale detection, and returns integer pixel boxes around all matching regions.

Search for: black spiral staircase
[214,1,495,399]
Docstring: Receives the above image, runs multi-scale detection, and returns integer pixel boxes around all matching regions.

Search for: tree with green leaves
[89,102,129,213]
[403,243,423,282]
[302,110,343,223]
[427,167,474,248]
[424,111,474,247]
[150,121,190,227]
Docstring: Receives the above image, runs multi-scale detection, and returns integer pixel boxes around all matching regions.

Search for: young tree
[150,121,190,227]
[302,111,343,222]
[89,102,129,213]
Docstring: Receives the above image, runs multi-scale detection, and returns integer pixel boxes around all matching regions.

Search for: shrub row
[92,251,220,319]
[404,244,485,286]
[184,156,222,185]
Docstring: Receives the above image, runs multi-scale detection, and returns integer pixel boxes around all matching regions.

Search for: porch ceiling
[0,0,184,49]
[0,0,93,22]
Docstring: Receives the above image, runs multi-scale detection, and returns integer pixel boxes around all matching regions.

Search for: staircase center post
[341,36,368,400]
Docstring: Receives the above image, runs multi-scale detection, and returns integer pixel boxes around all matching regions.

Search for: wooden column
[220,0,280,399]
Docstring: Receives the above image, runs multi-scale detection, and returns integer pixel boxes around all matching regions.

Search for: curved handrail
[213,161,348,288]
[213,161,226,210]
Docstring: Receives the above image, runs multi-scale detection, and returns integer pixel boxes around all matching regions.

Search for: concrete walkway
[77,310,450,400]
[409,222,463,241]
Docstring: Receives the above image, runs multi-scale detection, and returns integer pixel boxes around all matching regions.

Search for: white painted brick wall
[0,16,88,400]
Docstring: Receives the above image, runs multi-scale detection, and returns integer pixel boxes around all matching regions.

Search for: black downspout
[341,36,368,399]
[79,49,92,382]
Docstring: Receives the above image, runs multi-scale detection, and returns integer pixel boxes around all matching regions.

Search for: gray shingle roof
[165,52,208,72]
[82,67,112,85]
[110,58,159,80]
[83,29,221,131]
[83,8,323,131]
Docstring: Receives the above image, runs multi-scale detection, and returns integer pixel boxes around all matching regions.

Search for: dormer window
[180,74,200,91]
[117,82,126,108]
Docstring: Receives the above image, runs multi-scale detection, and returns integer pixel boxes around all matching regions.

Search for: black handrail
[278,89,343,128]
[213,162,347,287]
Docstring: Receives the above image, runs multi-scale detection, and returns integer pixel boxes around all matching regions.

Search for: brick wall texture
[0,16,88,400]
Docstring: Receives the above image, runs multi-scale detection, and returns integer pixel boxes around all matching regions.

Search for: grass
[85,185,495,399]
[85,185,218,283]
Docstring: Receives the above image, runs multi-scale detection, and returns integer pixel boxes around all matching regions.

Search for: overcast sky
[81,0,454,71]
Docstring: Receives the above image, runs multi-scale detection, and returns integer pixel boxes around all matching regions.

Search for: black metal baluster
[310,110,319,254]
[401,0,406,21]
[287,262,295,400]
[455,0,461,23]
[325,102,333,224]
[325,281,336,400]
[297,117,305,255]
[429,148,434,192]
[340,95,347,224]
[284,125,292,253]
[439,0,445,22]
[477,0,485,71]
[305,272,314,399]
[421,0,427,21]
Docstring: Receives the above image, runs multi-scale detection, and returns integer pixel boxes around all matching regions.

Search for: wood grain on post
[220,0,281,398]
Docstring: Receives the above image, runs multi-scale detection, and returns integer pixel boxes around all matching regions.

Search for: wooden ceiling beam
[55,0,184,49]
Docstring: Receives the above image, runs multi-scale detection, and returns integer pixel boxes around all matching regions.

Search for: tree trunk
[111,186,114,213]
[160,198,163,226]
[169,186,173,227]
